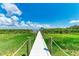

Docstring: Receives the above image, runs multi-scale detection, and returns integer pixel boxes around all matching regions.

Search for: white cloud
[69,20,79,23]
[0,3,22,28]
[11,16,19,21]
[10,20,53,29]
[0,13,12,25]
[0,16,53,29]
[42,24,52,28]
[1,3,22,16]
[0,13,19,26]
[25,21,53,29]
[20,21,29,27]
[0,3,53,29]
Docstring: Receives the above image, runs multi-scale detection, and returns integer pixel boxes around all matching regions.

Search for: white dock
[29,31,51,56]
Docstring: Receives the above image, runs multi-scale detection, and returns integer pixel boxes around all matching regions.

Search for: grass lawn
[43,33,79,56]
[0,33,35,56]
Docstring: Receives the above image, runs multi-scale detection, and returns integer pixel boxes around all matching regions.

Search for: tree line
[41,25,79,34]
[0,29,33,34]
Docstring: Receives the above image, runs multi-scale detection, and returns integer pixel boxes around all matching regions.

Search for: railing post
[27,39,32,56]
[48,37,52,55]
[50,37,53,55]
[26,41,28,56]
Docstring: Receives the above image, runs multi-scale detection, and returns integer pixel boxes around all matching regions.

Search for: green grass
[0,33,35,56]
[43,33,79,56]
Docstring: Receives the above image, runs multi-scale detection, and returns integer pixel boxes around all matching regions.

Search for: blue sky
[0,3,79,29]
[16,3,79,27]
